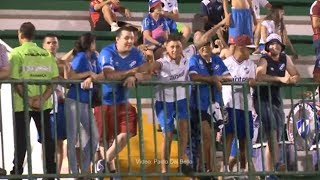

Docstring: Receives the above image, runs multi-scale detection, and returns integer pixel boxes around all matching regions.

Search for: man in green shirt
[9,22,59,178]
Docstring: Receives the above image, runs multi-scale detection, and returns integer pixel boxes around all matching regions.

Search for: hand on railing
[289,76,300,84]
[208,76,222,91]
[248,79,256,87]
[123,76,137,88]
[279,75,290,84]
[81,77,93,89]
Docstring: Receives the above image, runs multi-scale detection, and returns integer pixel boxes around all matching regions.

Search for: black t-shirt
[253,53,287,105]
[200,0,224,26]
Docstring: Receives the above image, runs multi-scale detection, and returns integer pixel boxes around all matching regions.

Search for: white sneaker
[111,22,120,32]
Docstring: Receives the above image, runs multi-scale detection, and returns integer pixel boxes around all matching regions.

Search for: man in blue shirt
[94,26,151,175]
[188,40,231,174]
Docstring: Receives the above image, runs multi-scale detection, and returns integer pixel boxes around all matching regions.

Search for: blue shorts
[230,138,253,157]
[50,102,67,140]
[228,8,253,44]
[155,99,189,133]
[224,108,253,139]
[253,100,284,139]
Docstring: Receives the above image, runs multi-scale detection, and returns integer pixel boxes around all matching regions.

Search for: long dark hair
[73,32,96,55]
[264,8,281,30]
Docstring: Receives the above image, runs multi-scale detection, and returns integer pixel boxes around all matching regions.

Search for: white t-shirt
[222,56,256,111]
[252,0,270,19]
[155,44,196,102]
[50,85,65,114]
[259,20,275,44]
[161,0,179,13]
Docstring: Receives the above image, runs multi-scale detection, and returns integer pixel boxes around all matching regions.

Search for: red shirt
[310,1,320,40]
[89,0,100,27]
[89,0,119,27]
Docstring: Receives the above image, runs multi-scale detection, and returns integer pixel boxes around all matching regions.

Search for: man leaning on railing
[93,26,152,177]
[253,33,300,180]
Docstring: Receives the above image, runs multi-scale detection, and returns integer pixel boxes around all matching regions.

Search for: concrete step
[0,10,313,35]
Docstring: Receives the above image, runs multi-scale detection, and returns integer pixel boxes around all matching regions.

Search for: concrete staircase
[0,9,313,36]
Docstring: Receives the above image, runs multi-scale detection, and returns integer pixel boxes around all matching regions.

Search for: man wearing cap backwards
[311,0,320,81]
[220,34,256,177]
[253,33,300,180]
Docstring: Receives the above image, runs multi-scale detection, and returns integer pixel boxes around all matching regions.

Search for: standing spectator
[221,34,256,175]
[253,33,300,179]
[252,0,272,53]
[91,0,133,31]
[311,0,320,81]
[223,0,256,53]
[0,43,10,83]
[151,18,229,176]
[142,0,169,59]
[9,22,58,178]
[65,32,102,174]
[94,26,151,175]
[161,0,191,44]
[152,35,196,176]
[188,40,231,174]
[42,33,67,174]
[0,43,10,176]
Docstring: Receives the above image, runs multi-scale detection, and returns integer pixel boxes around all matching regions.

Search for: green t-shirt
[9,42,59,112]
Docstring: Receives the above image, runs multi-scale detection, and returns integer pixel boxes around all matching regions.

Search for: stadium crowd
[1,0,320,180]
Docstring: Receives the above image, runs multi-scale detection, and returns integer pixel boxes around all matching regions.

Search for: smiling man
[152,35,197,176]
[94,26,151,176]
[253,33,300,180]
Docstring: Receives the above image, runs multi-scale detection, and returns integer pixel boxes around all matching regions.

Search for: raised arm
[161,10,179,21]
[194,15,229,49]
[223,0,229,17]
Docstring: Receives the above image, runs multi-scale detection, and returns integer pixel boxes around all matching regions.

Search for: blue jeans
[65,98,99,173]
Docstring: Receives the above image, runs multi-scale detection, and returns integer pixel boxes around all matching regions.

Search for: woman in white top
[256,8,281,54]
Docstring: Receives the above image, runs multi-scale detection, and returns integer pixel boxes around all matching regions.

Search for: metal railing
[0,79,319,179]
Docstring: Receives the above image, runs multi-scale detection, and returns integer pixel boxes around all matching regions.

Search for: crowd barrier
[0,80,319,179]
